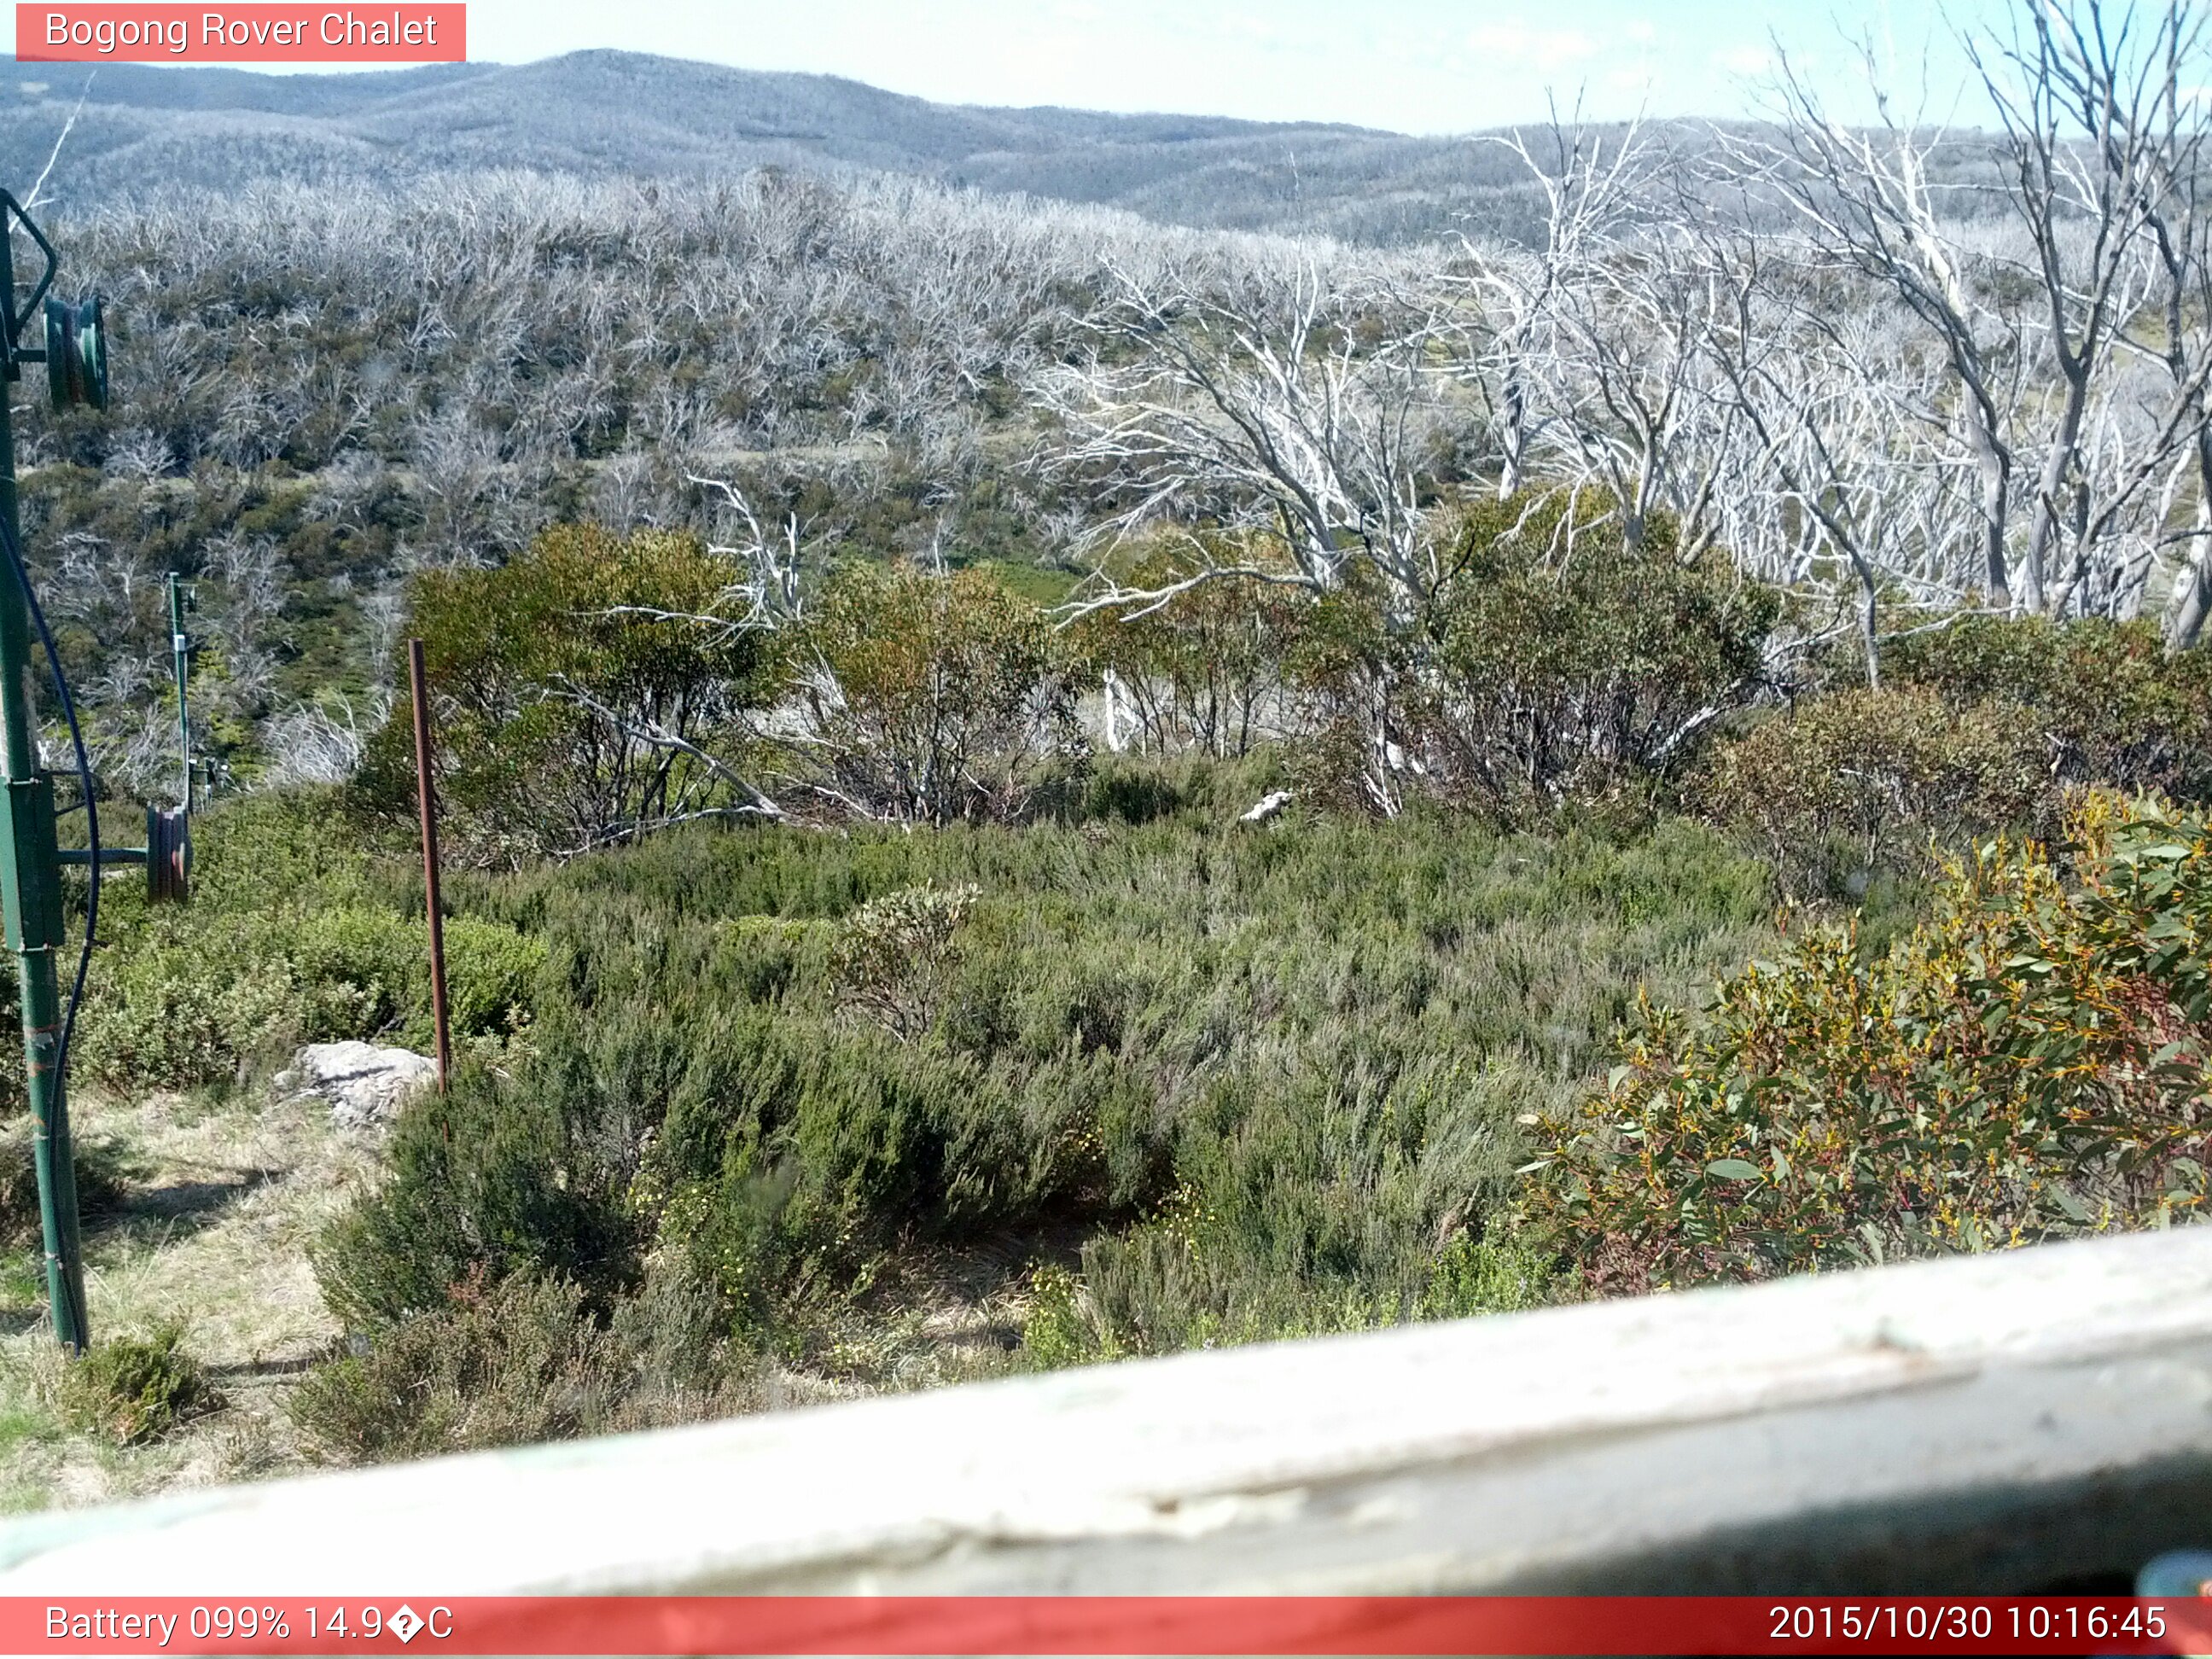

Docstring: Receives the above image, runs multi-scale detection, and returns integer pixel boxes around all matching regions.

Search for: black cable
[0,509,98,1342]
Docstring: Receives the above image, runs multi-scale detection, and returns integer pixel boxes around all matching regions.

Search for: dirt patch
[0,1085,378,1511]
[0,1086,1076,1506]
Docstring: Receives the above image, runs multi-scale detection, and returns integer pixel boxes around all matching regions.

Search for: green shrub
[1414,1231,1557,1320]
[74,791,428,1092]
[830,882,978,1041]
[82,899,542,1092]
[1068,538,1307,757]
[1020,1263,1104,1368]
[313,1058,645,1329]
[1040,1059,1551,1360]
[288,1271,737,1464]
[1070,751,1290,828]
[1884,615,2212,800]
[712,915,834,1005]
[315,796,1776,1366]
[288,907,541,1047]
[1527,790,2212,1295]
[439,917,548,1044]
[1291,492,1782,819]
[79,940,297,1091]
[1710,615,2212,899]
[61,1324,223,1445]
[0,1127,131,1249]
[288,906,419,1040]
[790,564,1090,825]
[180,789,397,915]
[1025,1220,1551,1364]
[1700,687,2046,899]
[355,525,779,866]
[632,1004,1117,1334]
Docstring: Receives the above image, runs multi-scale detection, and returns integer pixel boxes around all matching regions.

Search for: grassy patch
[0,1078,381,1511]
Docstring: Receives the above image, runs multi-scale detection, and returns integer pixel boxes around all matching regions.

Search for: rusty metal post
[407,639,451,1091]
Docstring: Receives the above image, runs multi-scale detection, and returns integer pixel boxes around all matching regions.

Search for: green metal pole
[0,216,85,1353]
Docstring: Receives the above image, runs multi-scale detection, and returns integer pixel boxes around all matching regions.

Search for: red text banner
[3,1596,2208,1656]
[15,5,465,62]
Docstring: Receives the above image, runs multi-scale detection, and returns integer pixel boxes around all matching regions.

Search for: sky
[4,1,2020,133]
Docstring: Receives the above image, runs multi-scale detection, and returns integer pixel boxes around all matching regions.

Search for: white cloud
[1465,22,1602,71]
[1624,19,1656,44]
[1713,44,1776,77]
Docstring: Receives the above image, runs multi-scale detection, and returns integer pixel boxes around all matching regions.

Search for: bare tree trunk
[1498,378,1527,500]
[2023,371,2091,617]
[2170,494,2212,649]
[1969,422,2016,612]
[1856,560,1883,691]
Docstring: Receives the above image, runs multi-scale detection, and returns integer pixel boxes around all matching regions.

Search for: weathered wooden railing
[3,1226,2209,1595]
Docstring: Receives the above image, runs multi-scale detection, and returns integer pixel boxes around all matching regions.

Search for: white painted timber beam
[3,1226,2211,1594]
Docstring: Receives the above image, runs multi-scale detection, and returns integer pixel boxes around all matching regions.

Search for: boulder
[275,1040,438,1129]
[1238,789,1295,825]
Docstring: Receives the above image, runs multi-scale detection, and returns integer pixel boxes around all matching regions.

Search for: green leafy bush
[1884,615,2212,800]
[1068,538,1307,757]
[790,564,1089,824]
[431,917,547,1047]
[1023,1225,1553,1365]
[1699,687,2046,899]
[1527,791,2212,1295]
[288,907,420,1041]
[77,792,396,1090]
[830,882,978,1041]
[1292,493,1781,819]
[313,1059,643,1329]
[79,940,298,1091]
[1714,616,2212,899]
[60,1324,223,1445]
[1071,751,1291,828]
[73,789,544,1093]
[316,797,1773,1379]
[356,525,779,866]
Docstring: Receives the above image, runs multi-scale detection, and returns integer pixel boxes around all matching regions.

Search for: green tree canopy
[359,525,779,864]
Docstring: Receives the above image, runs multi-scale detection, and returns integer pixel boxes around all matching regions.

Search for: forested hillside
[8,3,2212,1500]
[3,51,1580,244]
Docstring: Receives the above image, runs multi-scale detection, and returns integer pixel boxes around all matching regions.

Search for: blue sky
[431,0,2012,132]
[6,2,2018,133]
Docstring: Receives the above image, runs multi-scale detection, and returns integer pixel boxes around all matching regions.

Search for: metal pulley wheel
[44,295,108,411]
[146,806,189,904]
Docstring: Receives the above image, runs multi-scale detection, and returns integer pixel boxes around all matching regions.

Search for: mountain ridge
[1,49,1546,242]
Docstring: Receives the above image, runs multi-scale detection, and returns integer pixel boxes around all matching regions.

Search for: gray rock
[275,1040,438,1129]
[1238,789,1295,825]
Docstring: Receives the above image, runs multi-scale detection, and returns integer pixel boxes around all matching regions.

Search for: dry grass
[797,1224,1091,1393]
[0,1084,378,1511]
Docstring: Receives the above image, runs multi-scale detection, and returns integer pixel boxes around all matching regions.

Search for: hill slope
[0,50,1551,242]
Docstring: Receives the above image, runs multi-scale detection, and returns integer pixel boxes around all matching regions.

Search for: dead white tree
[1737,36,2029,612]
[1966,0,2194,619]
[1034,253,1454,618]
[1698,220,1985,684]
[1451,113,1652,500]
[689,474,812,629]
[260,694,388,787]
[2054,1,2212,644]
[1543,217,1743,557]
